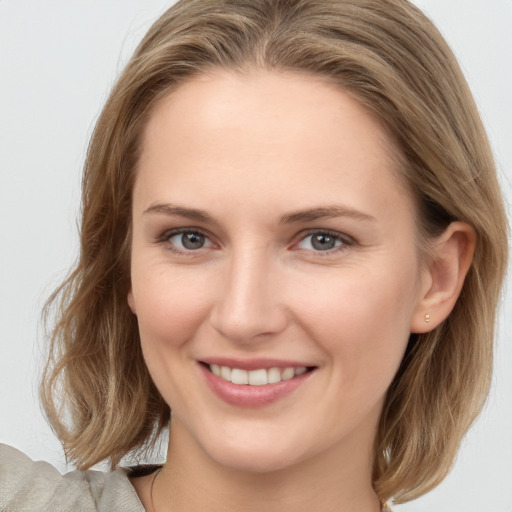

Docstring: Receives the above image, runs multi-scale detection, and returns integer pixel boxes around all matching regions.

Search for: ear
[127,289,137,315]
[411,222,476,333]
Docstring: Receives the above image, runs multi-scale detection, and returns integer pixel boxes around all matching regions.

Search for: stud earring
[425,313,431,323]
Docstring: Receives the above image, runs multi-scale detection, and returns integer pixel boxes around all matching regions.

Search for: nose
[209,249,288,343]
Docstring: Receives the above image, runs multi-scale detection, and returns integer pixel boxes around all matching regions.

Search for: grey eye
[297,232,344,251]
[311,233,337,250]
[182,232,205,249]
[169,231,209,250]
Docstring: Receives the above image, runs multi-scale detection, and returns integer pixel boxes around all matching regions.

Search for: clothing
[0,444,145,511]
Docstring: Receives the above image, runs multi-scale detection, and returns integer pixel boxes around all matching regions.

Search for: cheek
[131,267,215,411]
[293,264,418,378]
[132,266,213,349]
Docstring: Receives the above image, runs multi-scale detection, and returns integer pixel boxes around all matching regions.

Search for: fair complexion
[128,70,475,512]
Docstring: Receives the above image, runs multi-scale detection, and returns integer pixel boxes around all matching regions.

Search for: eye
[166,229,213,252]
[296,230,350,252]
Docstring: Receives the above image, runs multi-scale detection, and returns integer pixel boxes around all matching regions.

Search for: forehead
[141,69,399,161]
[135,69,413,218]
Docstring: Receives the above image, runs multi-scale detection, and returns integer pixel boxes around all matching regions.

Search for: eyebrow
[280,206,376,224]
[143,202,376,224]
[143,203,213,223]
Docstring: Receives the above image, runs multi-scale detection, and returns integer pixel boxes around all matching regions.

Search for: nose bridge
[210,244,287,342]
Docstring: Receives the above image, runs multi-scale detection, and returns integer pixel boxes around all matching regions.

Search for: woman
[0,0,508,510]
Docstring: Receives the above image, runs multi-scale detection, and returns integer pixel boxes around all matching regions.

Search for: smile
[208,364,308,385]
[200,360,316,407]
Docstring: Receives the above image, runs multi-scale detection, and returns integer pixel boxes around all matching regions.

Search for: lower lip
[200,364,313,408]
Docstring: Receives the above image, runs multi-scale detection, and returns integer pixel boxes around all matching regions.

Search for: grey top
[0,444,146,511]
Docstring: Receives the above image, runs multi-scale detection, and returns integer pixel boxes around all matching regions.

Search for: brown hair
[41,0,508,503]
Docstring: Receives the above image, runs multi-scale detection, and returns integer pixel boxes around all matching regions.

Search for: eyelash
[157,228,354,256]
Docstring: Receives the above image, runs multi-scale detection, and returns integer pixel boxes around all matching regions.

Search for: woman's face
[129,70,429,473]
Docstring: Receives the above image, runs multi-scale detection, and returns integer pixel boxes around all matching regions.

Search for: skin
[128,70,475,512]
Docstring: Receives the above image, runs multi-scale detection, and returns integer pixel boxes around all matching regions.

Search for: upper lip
[199,357,316,371]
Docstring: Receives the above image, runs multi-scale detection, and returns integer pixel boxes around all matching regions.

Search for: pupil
[182,232,204,250]
[312,234,335,250]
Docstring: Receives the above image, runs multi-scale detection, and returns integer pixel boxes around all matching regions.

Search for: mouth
[198,358,317,407]
[202,363,314,386]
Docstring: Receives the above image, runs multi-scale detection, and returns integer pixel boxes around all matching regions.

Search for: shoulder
[0,444,144,512]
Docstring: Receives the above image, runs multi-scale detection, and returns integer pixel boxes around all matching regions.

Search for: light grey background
[1,1,510,510]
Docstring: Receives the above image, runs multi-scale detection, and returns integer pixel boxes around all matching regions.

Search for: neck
[151,417,381,512]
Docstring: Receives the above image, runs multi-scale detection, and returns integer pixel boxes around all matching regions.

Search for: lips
[199,359,316,407]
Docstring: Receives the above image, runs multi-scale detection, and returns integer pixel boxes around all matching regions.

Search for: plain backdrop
[0,1,511,511]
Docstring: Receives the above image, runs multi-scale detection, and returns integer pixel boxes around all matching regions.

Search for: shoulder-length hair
[41,0,508,503]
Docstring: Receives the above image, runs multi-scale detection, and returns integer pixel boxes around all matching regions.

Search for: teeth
[248,369,267,386]
[231,368,249,385]
[267,367,281,384]
[281,367,295,381]
[220,366,231,381]
[209,365,308,385]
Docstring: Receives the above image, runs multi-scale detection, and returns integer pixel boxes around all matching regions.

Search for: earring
[425,313,431,323]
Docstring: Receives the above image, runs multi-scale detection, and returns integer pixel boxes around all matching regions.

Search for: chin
[196,423,315,475]
[210,443,301,474]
